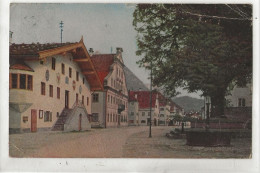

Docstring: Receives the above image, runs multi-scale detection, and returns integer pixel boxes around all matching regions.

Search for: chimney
[89,48,94,56]
[135,94,138,99]
[9,31,13,45]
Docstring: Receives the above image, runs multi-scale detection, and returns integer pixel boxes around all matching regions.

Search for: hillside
[172,96,204,112]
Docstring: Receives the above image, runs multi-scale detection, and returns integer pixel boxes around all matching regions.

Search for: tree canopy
[133,4,252,117]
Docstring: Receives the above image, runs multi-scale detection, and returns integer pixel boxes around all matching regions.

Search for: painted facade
[91,48,128,128]
[9,38,103,133]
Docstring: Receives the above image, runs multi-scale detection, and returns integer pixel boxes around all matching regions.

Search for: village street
[9,126,251,158]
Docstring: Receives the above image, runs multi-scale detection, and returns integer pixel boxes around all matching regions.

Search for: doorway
[31,109,37,132]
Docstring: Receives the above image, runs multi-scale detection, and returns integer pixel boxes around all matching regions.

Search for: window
[49,85,53,97]
[11,74,18,88]
[82,95,84,105]
[69,67,72,78]
[92,113,99,122]
[111,78,113,87]
[108,95,110,103]
[142,112,145,116]
[160,114,164,117]
[57,87,60,99]
[141,120,146,123]
[61,63,65,74]
[41,82,45,95]
[131,112,134,116]
[76,93,78,103]
[10,73,33,90]
[27,75,33,90]
[238,98,246,107]
[160,108,164,111]
[19,74,26,89]
[76,71,79,81]
[52,57,56,70]
[44,111,52,122]
[83,77,85,84]
[87,97,89,106]
[92,93,99,102]
[56,112,59,117]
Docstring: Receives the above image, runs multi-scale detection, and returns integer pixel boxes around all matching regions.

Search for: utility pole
[59,21,64,44]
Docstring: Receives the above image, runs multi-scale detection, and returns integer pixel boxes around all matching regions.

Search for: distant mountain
[172,96,204,112]
[124,66,149,91]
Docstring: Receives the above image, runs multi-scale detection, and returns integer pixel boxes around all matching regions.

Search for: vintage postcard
[1,1,259,173]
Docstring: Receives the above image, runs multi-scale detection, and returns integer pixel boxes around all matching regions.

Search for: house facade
[90,48,128,128]
[9,37,103,133]
[128,91,161,126]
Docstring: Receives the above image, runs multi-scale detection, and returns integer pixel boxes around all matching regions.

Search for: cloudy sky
[10,3,202,98]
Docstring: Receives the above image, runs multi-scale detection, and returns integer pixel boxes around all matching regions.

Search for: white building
[9,37,103,133]
[90,48,129,128]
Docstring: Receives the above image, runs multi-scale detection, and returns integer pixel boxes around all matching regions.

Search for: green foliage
[133,4,252,116]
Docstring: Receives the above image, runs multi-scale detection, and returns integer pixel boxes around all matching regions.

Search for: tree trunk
[210,89,226,118]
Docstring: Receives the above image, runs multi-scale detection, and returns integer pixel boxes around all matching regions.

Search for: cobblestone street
[9,126,251,158]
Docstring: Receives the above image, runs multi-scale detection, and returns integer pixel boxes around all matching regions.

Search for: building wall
[91,53,129,128]
[128,101,139,125]
[226,84,252,107]
[91,91,105,127]
[9,53,92,132]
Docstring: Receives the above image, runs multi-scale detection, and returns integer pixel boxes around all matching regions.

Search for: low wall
[224,107,252,121]
[191,121,245,129]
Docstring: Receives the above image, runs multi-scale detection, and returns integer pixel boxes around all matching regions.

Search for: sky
[10,3,202,99]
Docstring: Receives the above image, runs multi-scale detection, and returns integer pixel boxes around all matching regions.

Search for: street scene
[8,3,253,160]
[10,126,251,158]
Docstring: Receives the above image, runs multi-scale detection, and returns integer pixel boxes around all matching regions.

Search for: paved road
[10,126,164,158]
[9,126,251,158]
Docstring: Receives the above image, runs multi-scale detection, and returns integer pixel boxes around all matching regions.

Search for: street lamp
[205,96,211,131]
[145,62,152,138]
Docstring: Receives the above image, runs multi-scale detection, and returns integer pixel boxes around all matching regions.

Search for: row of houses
[9,37,183,133]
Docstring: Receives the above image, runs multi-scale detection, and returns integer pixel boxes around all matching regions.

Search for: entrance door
[65,90,69,108]
[31,109,37,132]
[79,114,82,131]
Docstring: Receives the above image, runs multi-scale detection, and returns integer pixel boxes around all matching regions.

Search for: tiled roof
[129,91,158,109]
[90,54,115,86]
[10,42,75,58]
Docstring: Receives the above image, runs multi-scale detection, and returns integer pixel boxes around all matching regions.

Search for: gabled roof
[9,37,103,91]
[90,54,115,86]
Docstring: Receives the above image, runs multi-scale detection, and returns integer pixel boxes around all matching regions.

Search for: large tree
[133,4,252,117]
